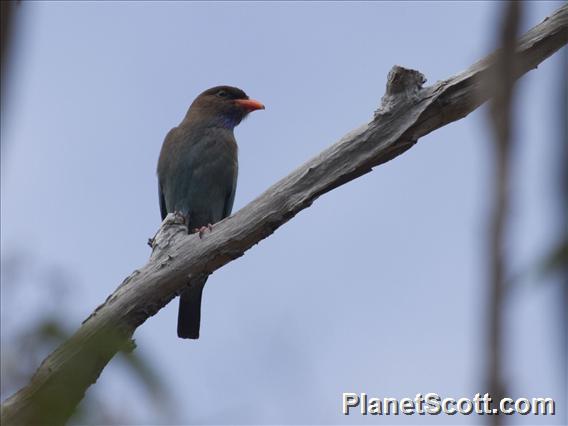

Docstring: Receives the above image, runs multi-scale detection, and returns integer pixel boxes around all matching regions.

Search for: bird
[157,85,264,339]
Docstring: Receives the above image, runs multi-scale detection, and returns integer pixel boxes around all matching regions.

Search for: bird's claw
[192,224,213,239]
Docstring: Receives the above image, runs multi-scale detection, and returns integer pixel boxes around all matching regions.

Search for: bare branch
[2,5,567,425]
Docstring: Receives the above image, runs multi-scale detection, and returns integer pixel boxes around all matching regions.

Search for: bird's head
[186,85,265,129]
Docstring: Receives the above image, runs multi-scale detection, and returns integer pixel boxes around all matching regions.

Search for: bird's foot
[192,224,213,239]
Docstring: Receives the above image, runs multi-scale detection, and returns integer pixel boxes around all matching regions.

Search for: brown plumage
[157,85,264,339]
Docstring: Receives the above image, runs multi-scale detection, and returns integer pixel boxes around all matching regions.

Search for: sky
[1,1,566,425]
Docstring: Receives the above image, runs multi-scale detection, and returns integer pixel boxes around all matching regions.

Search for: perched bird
[157,85,264,339]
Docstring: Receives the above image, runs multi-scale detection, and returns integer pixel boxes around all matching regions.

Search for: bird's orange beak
[234,98,265,111]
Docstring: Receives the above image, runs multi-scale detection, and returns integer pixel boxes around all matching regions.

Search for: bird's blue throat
[215,114,243,130]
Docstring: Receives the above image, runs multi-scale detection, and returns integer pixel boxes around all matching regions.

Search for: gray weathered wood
[2,4,567,425]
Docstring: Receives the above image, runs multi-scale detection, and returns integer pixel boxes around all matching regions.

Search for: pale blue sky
[1,1,565,424]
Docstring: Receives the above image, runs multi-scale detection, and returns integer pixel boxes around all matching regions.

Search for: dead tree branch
[1,4,567,425]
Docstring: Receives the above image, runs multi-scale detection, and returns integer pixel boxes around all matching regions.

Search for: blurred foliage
[538,237,568,279]
[0,251,173,424]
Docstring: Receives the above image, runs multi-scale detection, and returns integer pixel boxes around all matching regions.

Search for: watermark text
[342,393,555,416]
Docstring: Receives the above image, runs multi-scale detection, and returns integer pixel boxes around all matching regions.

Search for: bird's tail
[177,276,208,339]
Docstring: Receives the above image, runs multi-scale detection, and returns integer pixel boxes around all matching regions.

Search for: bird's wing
[157,127,181,221]
[223,183,236,219]
[158,182,167,220]
[223,160,238,218]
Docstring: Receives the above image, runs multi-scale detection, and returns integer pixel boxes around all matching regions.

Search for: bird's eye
[216,90,229,98]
